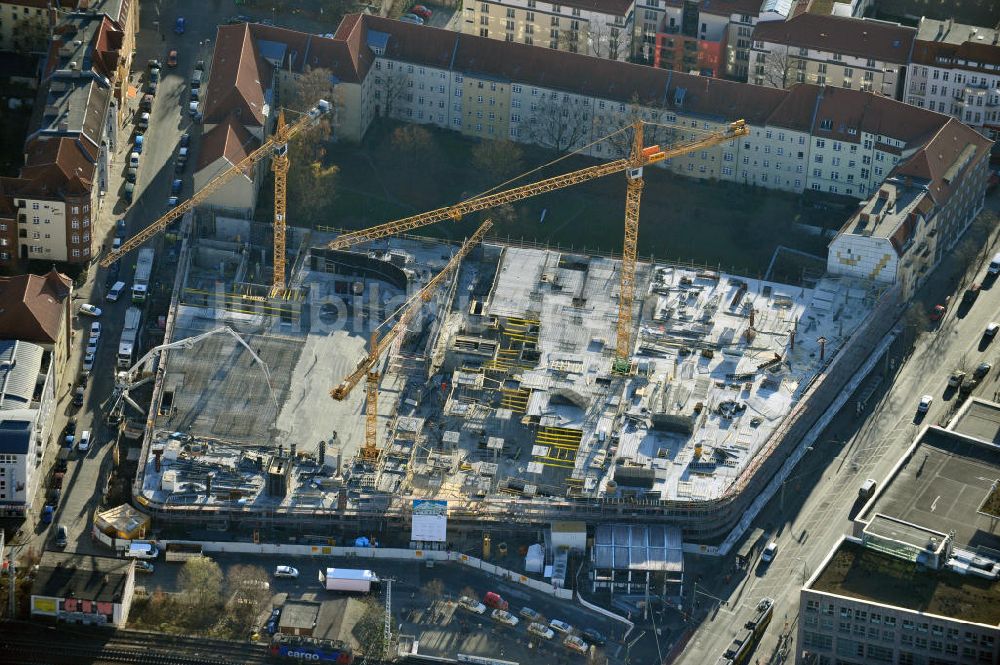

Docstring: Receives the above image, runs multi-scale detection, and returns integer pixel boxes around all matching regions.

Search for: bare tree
[757,48,792,88]
[588,22,634,61]
[527,93,591,153]
[224,564,272,636]
[602,95,680,159]
[379,69,409,119]
[13,17,49,53]
[471,139,524,186]
[353,596,392,663]
[390,124,434,166]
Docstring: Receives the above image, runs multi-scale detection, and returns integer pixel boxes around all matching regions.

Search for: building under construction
[127,211,898,544]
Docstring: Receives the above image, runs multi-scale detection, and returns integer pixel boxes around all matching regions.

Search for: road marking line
[930,495,940,511]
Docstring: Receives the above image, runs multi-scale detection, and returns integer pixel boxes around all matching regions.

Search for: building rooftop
[810,538,1000,626]
[858,425,1000,553]
[951,398,1000,445]
[0,271,71,345]
[0,340,45,410]
[916,17,1000,51]
[0,411,35,455]
[31,551,133,604]
[592,524,683,572]
[279,599,320,632]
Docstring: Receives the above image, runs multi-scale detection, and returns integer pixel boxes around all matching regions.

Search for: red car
[412,4,432,19]
[167,50,178,67]
[483,591,508,611]
[929,304,946,321]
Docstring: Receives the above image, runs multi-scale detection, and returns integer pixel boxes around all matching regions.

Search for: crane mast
[271,110,291,294]
[99,100,332,271]
[331,220,493,460]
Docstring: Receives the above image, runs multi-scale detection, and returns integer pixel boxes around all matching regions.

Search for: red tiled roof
[894,117,993,206]
[752,14,915,63]
[204,23,269,126]
[196,115,261,172]
[17,137,97,199]
[0,270,71,345]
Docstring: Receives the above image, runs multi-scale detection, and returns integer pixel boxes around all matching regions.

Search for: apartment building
[462,0,635,60]
[0,338,58,517]
[211,14,992,280]
[750,13,914,99]
[827,118,990,299]
[0,2,137,269]
[0,0,50,53]
[906,17,1000,143]
[798,411,1000,665]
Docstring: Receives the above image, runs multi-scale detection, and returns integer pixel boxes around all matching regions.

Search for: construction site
[105,112,898,543]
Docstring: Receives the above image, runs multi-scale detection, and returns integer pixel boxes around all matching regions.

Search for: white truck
[118,307,142,369]
[132,247,154,303]
[318,567,379,593]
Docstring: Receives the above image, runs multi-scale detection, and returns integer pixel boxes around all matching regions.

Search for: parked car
[123,181,135,204]
[190,88,200,102]
[175,16,186,34]
[761,541,778,562]
[195,60,205,71]
[146,79,158,95]
[62,420,76,445]
[82,351,95,373]
[79,303,102,317]
[986,322,999,338]
[265,608,281,634]
[167,196,179,208]
[135,561,155,574]
[137,112,150,130]
[55,525,68,548]
[917,394,933,413]
[134,134,144,154]
[491,609,519,627]
[72,386,85,407]
[174,159,186,174]
[400,13,424,23]
[274,565,299,579]
[147,58,161,70]
[188,101,199,117]
[549,619,573,635]
[90,322,102,338]
[41,504,54,525]
[483,591,508,610]
[149,67,161,83]
[564,635,589,654]
[78,430,91,452]
[180,132,191,147]
[412,4,432,19]
[528,622,555,640]
[126,166,138,183]
[581,628,606,646]
[140,94,154,112]
[129,152,140,168]
[975,362,992,379]
[458,596,487,614]
[167,49,178,67]
[520,607,543,622]
[171,179,182,196]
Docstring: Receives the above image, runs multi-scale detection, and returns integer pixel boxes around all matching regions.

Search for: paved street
[3,0,231,560]
[135,551,632,663]
[674,199,1000,665]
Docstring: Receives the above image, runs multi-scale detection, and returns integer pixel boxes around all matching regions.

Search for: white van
[989,253,1000,276]
[859,478,877,500]
[107,280,126,302]
[126,542,160,560]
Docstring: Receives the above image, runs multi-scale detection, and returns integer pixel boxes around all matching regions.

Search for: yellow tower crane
[99,100,332,295]
[325,120,749,370]
[330,219,493,462]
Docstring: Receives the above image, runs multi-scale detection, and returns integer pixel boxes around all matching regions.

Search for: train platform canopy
[592,524,683,572]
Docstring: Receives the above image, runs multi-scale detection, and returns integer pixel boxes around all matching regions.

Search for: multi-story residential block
[827,118,989,299]
[0,0,50,53]
[906,17,1000,143]
[750,13,914,99]
[0,270,72,386]
[0,338,58,517]
[798,406,1000,665]
[207,14,992,275]
[0,1,137,269]
[462,0,636,60]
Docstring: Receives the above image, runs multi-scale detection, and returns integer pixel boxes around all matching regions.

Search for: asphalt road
[136,551,632,664]
[674,201,1000,665]
[5,0,228,560]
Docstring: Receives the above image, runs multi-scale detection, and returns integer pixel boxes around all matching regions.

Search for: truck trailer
[318,568,379,593]
[132,247,154,303]
[118,306,142,368]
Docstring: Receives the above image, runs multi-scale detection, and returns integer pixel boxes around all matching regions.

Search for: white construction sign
[411,499,448,542]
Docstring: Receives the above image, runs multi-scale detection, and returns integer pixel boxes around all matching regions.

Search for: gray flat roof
[32,552,132,603]
[860,427,1000,552]
[950,398,1000,445]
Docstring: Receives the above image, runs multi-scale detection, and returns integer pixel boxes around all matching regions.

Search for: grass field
[264,120,850,277]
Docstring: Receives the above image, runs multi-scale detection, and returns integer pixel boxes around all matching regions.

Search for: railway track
[0,623,271,665]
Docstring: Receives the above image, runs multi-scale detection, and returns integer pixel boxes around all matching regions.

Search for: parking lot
[137,551,628,664]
